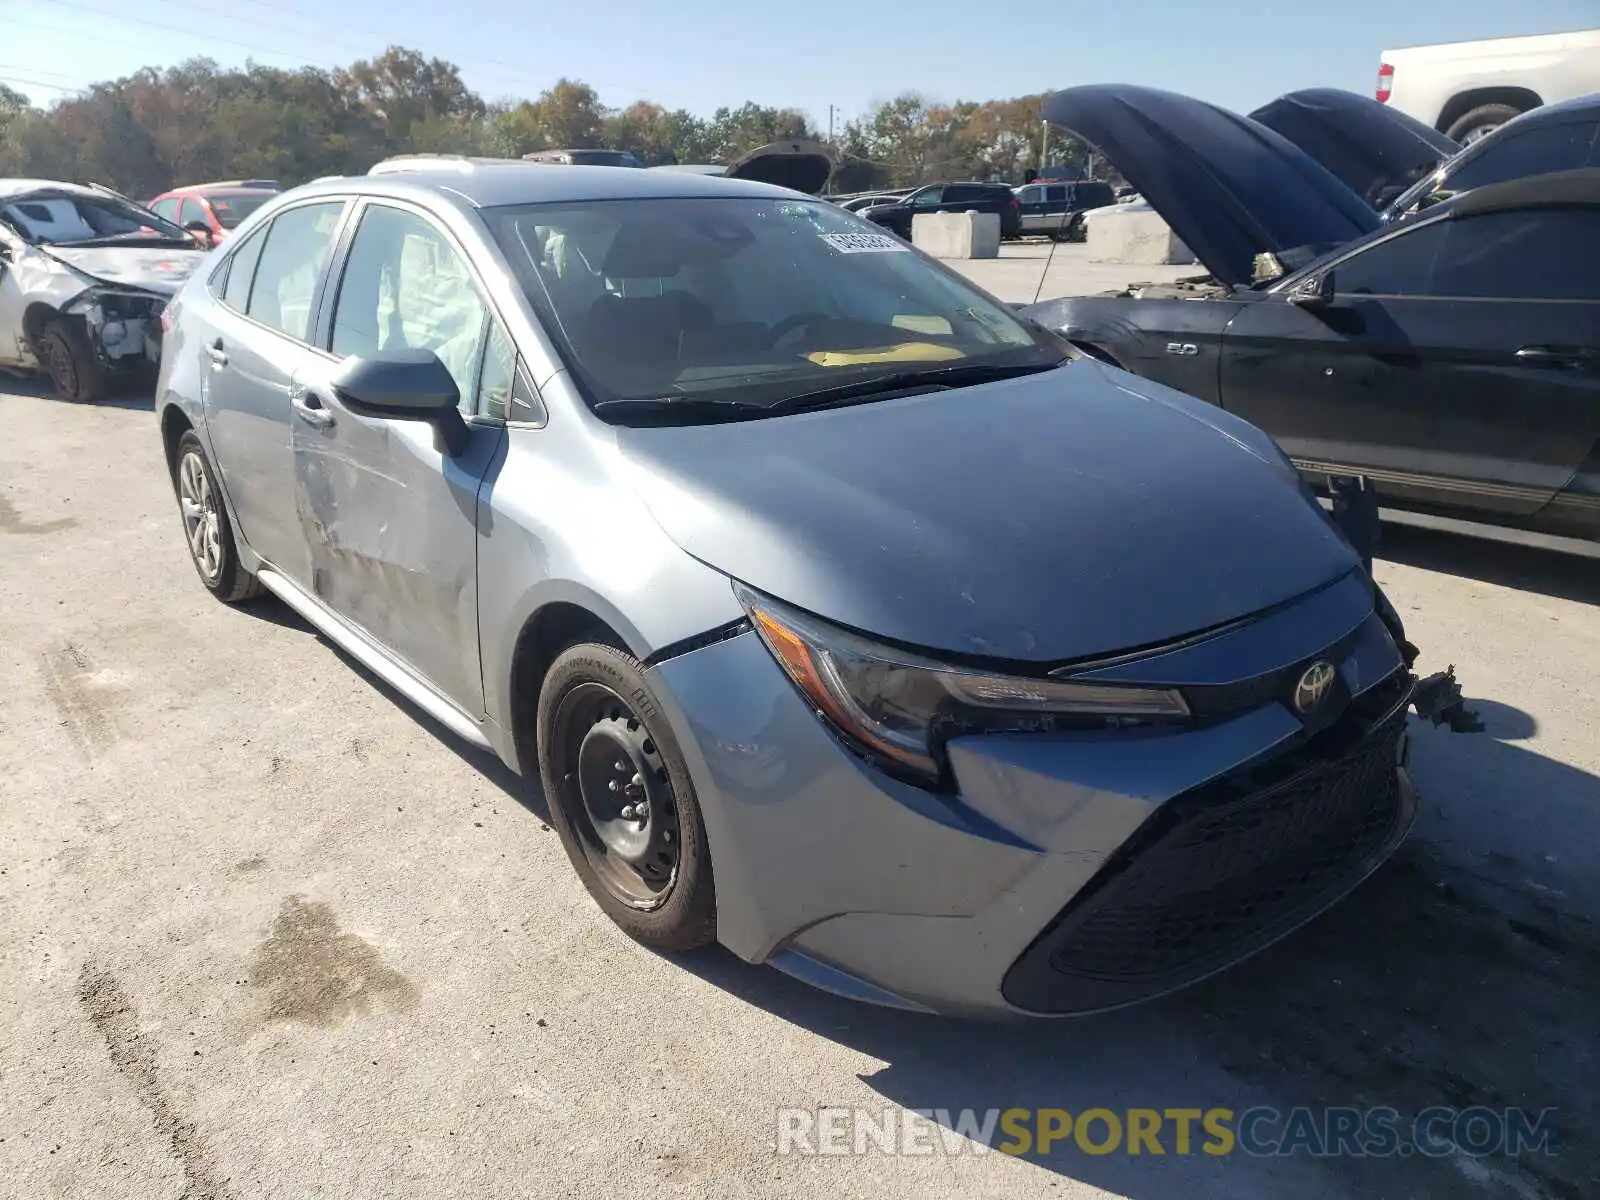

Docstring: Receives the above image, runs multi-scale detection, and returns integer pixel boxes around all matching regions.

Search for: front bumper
[646,571,1415,1018]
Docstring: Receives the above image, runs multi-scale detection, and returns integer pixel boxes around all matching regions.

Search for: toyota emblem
[1293,661,1337,715]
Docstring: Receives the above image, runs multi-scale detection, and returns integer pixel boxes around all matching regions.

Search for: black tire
[1443,102,1523,144]
[537,642,717,952]
[39,317,111,403]
[171,430,263,603]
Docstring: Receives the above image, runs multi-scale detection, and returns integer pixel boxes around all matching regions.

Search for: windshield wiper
[591,396,770,425]
[55,232,190,248]
[763,359,1063,414]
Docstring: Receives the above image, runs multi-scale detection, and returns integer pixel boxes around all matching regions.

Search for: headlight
[737,585,1188,787]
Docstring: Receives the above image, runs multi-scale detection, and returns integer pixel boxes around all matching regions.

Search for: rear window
[208,193,274,229]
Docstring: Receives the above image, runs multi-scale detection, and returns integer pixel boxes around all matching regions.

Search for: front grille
[1002,675,1414,1014]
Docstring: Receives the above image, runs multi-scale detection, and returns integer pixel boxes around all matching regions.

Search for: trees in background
[0,46,1100,195]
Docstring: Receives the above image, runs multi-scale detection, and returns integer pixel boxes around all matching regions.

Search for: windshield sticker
[820,232,910,254]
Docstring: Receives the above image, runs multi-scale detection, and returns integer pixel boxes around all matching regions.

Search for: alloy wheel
[177,450,223,582]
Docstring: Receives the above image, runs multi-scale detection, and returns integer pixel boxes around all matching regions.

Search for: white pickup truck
[1377,28,1600,143]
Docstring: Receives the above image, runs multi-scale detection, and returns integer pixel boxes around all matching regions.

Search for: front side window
[246,200,345,341]
[1432,208,1600,301]
[330,203,488,410]
[178,197,210,227]
[486,196,1062,417]
[911,187,944,207]
[1323,222,1448,296]
[150,199,179,221]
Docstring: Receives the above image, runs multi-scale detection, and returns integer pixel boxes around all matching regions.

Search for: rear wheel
[39,318,111,403]
[1444,102,1523,144]
[172,430,262,603]
[537,642,716,951]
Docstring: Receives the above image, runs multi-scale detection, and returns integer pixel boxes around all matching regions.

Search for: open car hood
[1249,88,1459,208]
[40,244,204,296]
[724,140,835,196]
[1042,84,1380,287]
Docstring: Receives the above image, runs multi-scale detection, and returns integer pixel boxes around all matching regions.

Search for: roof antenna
[1028,117,1075,307]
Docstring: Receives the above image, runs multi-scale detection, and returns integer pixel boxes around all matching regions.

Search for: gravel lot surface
[2,247,1595,1198]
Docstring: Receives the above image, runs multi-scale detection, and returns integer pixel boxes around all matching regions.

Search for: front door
[1220,205,1600,518]
[291,199,510,714]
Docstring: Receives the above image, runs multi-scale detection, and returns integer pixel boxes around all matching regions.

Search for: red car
[145,180,280,246]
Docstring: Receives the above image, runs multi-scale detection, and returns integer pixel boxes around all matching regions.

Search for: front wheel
[537,642,717,951]
[39,318,111,403]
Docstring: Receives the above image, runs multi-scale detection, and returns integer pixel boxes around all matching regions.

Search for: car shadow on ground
[0,373,155,412]
[678,715,1599,1199]
[1376,520,1600,606]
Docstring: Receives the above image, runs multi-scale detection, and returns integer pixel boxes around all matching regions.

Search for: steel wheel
[549,682,681,909]
[178,449,223,583]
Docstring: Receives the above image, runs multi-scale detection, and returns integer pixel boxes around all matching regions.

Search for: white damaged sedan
[0,180,206,401]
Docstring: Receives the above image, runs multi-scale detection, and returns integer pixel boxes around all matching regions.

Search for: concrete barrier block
[1087,208,1197,266]
[911,211,1000,259]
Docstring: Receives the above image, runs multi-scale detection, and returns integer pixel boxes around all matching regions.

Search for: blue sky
[2,0,1595,127]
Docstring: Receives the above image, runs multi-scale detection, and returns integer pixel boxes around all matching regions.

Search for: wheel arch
[160,403,194,474]
[1437,88,1541,133]
[1071,339,1125,369]
[506,598,632,776]
[21,301,61,349]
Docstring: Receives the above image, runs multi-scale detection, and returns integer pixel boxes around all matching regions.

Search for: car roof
[0,178,100,200]
[285,162,804,210]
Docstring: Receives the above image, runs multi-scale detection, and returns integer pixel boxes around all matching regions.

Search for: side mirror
[183,220,214,247]
[330,349,470,456]
[1287,270,1335,311]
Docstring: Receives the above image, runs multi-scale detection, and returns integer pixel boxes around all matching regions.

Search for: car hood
[41,245,205,296]
[1248,88,1458,208]
[617,361,1361,664]
[723,139,835,196]
[1042,84,1380,287]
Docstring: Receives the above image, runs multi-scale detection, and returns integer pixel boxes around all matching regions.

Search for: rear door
[291,198,510,713]
[200,198,350,583]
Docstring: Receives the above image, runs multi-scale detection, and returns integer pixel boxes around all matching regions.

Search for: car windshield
[0,191,190,245]
[208,193,274,228]
[486,196,1062,414]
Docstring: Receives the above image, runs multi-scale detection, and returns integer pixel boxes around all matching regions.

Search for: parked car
[1026,84,1600,544]
[0,179,206,400]
[147,180,281,247]
[836,192,906,212]
[860,181,1022,240]
[523,148,643,167]
[1377,28,1600,143]
[1012,179,1116,239]
[1249,88,1459,209]
[647,140,835,195]
[156,160,1425,1018]
[1379,92,1600,221]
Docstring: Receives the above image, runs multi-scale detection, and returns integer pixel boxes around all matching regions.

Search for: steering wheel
[764,311,831,348]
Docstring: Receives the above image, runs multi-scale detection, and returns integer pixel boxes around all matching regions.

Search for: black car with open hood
[1040,84,1379,289]
[649,140,835,196]
[1248,88,1459,210]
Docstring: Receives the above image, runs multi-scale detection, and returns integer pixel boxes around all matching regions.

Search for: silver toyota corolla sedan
[155,161,1419,1018]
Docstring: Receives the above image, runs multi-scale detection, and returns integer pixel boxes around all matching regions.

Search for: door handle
[206,339,228,368]
[1515,345,1600,369]
[289,388,335,429]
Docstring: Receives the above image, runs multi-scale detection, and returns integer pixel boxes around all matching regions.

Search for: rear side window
[220,223,268,310]
[246,201,345,341]
[1432,209,1600,301]
[943,184,992,204]
[1045,186,1068,203]
[1445,120,1599,193]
